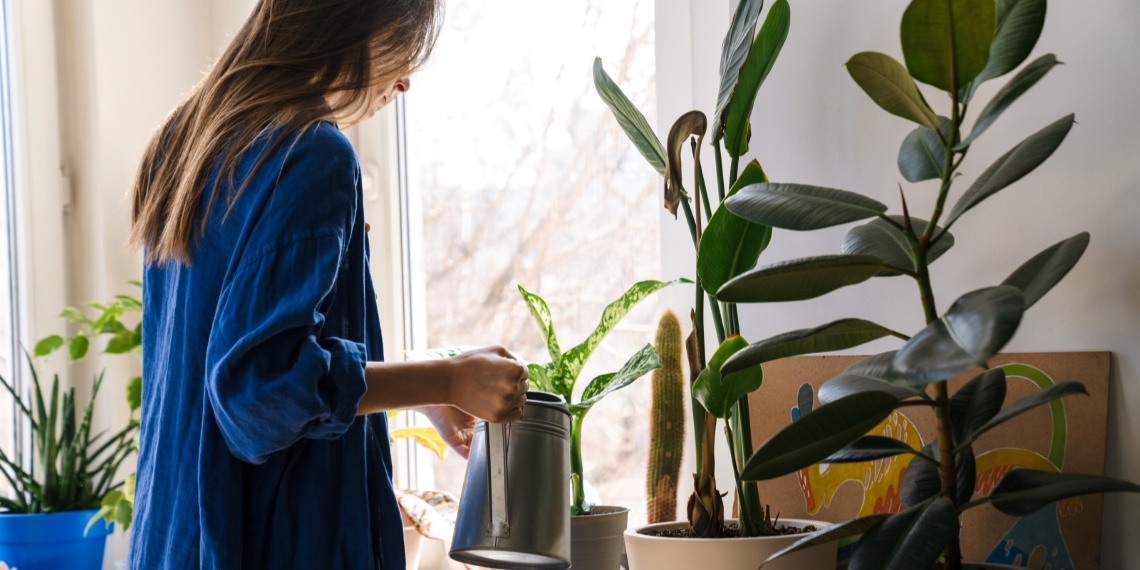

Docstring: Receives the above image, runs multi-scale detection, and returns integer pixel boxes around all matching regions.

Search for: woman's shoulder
[280,121,357,167]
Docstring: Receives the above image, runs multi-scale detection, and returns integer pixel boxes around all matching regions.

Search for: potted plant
[0,355,137,570]
[595,1,838,568]
[518,279,676,569]
[703,1,1140,569]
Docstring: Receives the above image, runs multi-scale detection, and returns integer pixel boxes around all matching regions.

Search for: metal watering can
[450,391,571,569]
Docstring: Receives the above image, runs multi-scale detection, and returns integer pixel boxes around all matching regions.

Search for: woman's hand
[445,345,529,424]
[416,405,477,459]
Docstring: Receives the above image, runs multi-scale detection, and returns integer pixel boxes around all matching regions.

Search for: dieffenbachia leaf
[1001,232,1090,309]
[717,255,887,303]
[665,111,707,218]
[721,318,903,375]
[518,285,562,365]
[986,469,1140,516]
[693,336,763,419]
[842,216,955,277]
[574,344,661,414]
[722,0,791,157]
[725,183,888,231]
[697,160,772,294]
[947,114,1076,226]
[848,498,957,570]
[958,54,1060,149]
[846,51,940,130]
[891,286,1025,383]
[900,0,995,93]
[713,0,765,140]
[593,57,666,175]
[740,391,901,481]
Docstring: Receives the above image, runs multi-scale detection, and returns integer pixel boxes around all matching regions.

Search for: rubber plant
[695,1,1140,568]
[594,0,791,537]
[519,279,681,514]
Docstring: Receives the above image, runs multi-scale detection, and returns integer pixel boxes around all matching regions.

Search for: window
[399,0,661,525]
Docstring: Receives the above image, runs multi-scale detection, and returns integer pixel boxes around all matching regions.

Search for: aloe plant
[682,1,1140,568]
[594,0,791,538]
[520,279,680,514]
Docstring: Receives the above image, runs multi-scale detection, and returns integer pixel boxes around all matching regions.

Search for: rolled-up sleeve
[205,230,368,464]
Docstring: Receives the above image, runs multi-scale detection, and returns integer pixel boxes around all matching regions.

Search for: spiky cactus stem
[647,311,685,524]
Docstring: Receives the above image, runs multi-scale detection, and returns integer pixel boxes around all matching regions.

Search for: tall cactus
[647,310,685,524]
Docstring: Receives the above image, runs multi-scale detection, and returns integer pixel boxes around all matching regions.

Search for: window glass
[402,0,660,525]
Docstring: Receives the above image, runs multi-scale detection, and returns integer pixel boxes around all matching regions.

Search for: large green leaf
[819,352,926,404]
[848,498,957,570]
[966,0,1048,99]
[1002,232,1090,309]
[823,435,920,464]
[713,0,765,140]
[898,116,955,183]
[527,362,558,396]
[697,160,772,294]
[891,286,1025,383]
[842,216,955,277]
[559,280,680,390]
[947,114,1076,225]
[723,0,791,156]
[740,391,901,481]
[958,54,1060,148]
[665,111,707,217]
[948,368,1007,445]
[693,336,763,419]
[34,335,65,358]
[987,470,1140,516]
[69,335,89,361]
[900,442,975,507]
[721,318,902,375]
[760,514,891,568]
[717,255,887,303]
[593,57,666,175]
[518,285,562,366]
[573,344,660,414]
[901,0,995,93]
[725,183,888,231]
[959,381,1088,448]
[846,52,940,130]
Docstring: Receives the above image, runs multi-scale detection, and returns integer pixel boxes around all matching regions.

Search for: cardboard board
[746,352,1111,569]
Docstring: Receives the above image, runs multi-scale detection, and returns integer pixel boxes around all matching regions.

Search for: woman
[127,1,527,568]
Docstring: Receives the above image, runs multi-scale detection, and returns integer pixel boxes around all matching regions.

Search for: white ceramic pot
[624,519,836,570]
[403,525,423,570]
[570,506,629,570]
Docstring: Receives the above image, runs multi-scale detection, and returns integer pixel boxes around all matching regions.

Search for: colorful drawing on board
[787,363,1079,569]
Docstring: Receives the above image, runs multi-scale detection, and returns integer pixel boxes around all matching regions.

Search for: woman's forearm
[357,359,455,415]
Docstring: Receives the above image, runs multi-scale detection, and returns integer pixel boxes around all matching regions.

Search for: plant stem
[714,140,727,203]
[730,396,762,535]
[729,155,740,188]
[570,415,586,514]
[693,140,713,224]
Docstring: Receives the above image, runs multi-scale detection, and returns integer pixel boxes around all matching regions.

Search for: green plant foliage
[665,111,707,216]
[846,52,940,130]
[842,217,955,276]
[821,435,921,464]
[965,0,1048,99]
[956,381,1088,449]
[726,182,889,231]
[592,57,666,176]
[947,368,1008,444]
[760,514,891,568]
[900,0,995,93]
[986,470,1140,516]
[713,0,766,140]
[900,442,975,506]
[959,54,1060,148]
[646,312,685,525]
[722,318,902,375]
[898,117,955,182]
[692,336,762,419]
[717,255,888,303]
[848,498,957,570]
[1001,232,1090,309]
[697,160,772,294]
[722,0,791,157]
[818,352,926,403]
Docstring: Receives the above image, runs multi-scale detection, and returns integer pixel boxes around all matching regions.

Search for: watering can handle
[487,422,510,537]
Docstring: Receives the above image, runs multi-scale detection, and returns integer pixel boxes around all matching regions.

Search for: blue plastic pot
[0,509,112,570]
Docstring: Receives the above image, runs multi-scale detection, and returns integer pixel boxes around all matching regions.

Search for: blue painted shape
[985,506,1074,569]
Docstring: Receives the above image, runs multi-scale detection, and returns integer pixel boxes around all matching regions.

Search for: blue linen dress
[129,122,405,569]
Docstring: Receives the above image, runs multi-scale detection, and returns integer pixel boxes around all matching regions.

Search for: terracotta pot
[570,506,629,570]
[624,519,836,570]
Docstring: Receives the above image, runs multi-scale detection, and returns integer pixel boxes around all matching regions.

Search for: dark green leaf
[819,352,926,404]
[901,0,995,93]
[34,335,65,358]
[823,435,919,464]
[1002,232,1090,309]
[741,391,900,481]
[966,0,1048,98]
[723,0,791,156]
[726,182,888,231]
[948,368,1007,445]
[713,0,765,140]
[693,336,763,419]
[988,470,1140,516]
[891,286,1025,383]
[666,111,707,217]
[69,335,89,361]
[126,376,142,413]
[948,114,1076,225]
[898,116,955,182]
[848,498,957,570]
[105,332,136,355]
[962,381,1088,447]
[593,57,666,175]
[901,442,975,507]
[527,362,557,396]
[842,216,955,277]
[760,514,891,568]
[518,285,562,366]
[722,318,901,375]
[573,344,660,413]
[717,255,887,303]
[697,160,772,294]
[959,54,1060,148]
[846,52,940,130]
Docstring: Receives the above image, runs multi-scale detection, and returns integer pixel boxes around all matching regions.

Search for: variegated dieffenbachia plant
[519,279,683,515]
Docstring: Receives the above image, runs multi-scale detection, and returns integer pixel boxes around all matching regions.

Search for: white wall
[653,0,1140,566]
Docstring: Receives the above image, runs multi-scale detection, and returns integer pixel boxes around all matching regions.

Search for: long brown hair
[129,0,442,265]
